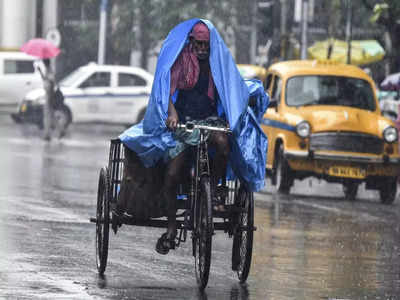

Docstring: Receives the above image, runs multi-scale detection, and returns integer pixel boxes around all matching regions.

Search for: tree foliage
[57,0,400,80]
[361,0,400,73]
[58,0,100,77]
[59,0,250,72]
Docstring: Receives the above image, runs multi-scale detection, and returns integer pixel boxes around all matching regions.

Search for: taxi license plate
[328,166,366,179]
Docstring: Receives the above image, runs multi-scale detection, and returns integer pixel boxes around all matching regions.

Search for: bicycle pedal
[216,185,229,196]
[111,217,120,234]
[213,209,230,219]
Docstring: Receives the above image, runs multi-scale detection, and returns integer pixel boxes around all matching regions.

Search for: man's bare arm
[166,98,179,129]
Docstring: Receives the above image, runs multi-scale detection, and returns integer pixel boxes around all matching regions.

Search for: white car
[378,90,400,121]
[0,51,43,112]
[13,63,154,127]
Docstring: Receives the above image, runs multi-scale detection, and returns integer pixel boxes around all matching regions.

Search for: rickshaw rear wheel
[96,166,111,275]
[231,184,254,283]
[194,175,213,290]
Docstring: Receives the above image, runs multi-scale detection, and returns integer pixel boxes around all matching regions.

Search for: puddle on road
[250,198,400,299]
[0,255,93,300]
[2,119,400,299]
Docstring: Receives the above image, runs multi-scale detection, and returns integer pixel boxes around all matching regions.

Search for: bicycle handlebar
[177,122,232,134]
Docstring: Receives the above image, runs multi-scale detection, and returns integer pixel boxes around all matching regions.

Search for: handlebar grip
[177,122,231,133]
[177,122,194,130]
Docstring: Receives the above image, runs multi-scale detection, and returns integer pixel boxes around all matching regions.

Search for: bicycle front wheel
[194,175,213,290]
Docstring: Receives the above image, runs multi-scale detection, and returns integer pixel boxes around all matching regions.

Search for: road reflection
[2,116,400,299]
[251,190,400,299]
[96,272,251,300]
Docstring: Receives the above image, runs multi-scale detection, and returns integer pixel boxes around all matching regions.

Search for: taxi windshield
[286,75,376,111]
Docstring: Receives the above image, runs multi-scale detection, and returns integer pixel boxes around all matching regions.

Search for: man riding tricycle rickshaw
[91,19,269,290]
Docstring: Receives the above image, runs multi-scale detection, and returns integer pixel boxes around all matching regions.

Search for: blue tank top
[174,72,217,121]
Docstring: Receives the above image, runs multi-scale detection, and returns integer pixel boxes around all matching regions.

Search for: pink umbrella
[20,38,60,59]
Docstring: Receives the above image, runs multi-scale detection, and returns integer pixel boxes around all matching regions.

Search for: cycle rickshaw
[90,122,256,290]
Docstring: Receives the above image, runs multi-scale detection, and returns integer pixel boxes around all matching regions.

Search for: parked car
[378,90,400,121]
[0,51,43,112]
[262,59,400,203]
[12,63,154,128]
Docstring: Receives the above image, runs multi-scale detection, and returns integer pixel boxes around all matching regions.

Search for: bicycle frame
[178,122,231,235]
[191,125,210,219]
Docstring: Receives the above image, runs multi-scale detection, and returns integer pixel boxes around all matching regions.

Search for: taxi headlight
[296,121,311,138]
[383,126,398,143]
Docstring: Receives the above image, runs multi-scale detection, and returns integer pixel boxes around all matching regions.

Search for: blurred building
[0,0,386,80]
[0,0,93,79]
[0,0,58,51]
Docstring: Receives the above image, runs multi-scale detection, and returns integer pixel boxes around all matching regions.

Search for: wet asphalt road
[1,114,400,300]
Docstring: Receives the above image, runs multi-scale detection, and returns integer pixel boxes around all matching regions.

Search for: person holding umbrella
[35,58,55,140]
[21,38,60,141]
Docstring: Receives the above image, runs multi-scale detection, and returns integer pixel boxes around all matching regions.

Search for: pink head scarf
[190,22,210,41]
[170,22,215,100]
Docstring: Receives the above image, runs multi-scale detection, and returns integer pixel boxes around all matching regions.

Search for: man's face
[192,38,210,60]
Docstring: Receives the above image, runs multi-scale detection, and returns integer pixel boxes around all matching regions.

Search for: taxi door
[262,73,284,169]
[108,71,151,124]
[76,71,113,122]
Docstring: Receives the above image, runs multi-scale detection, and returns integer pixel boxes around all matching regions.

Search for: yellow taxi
[262,60,400,203]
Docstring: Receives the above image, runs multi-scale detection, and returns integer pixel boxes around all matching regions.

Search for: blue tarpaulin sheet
[119,18,268,191]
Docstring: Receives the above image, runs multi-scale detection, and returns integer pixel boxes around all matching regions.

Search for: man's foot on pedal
[213,192,227,211]
[111,208,122,234]
[155,232,176,255]
[111,208,134,234]
[112,208,134,219]
[216,185,229,199]
[212,195,227,212]
[122,212,134,219]
[213,203,227,212]
[111,207,123,218]
[213,185,229,212]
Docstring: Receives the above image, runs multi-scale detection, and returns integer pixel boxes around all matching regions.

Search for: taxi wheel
[342,182,358,201]
[275,145,292,194]
[379,177,397,205]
